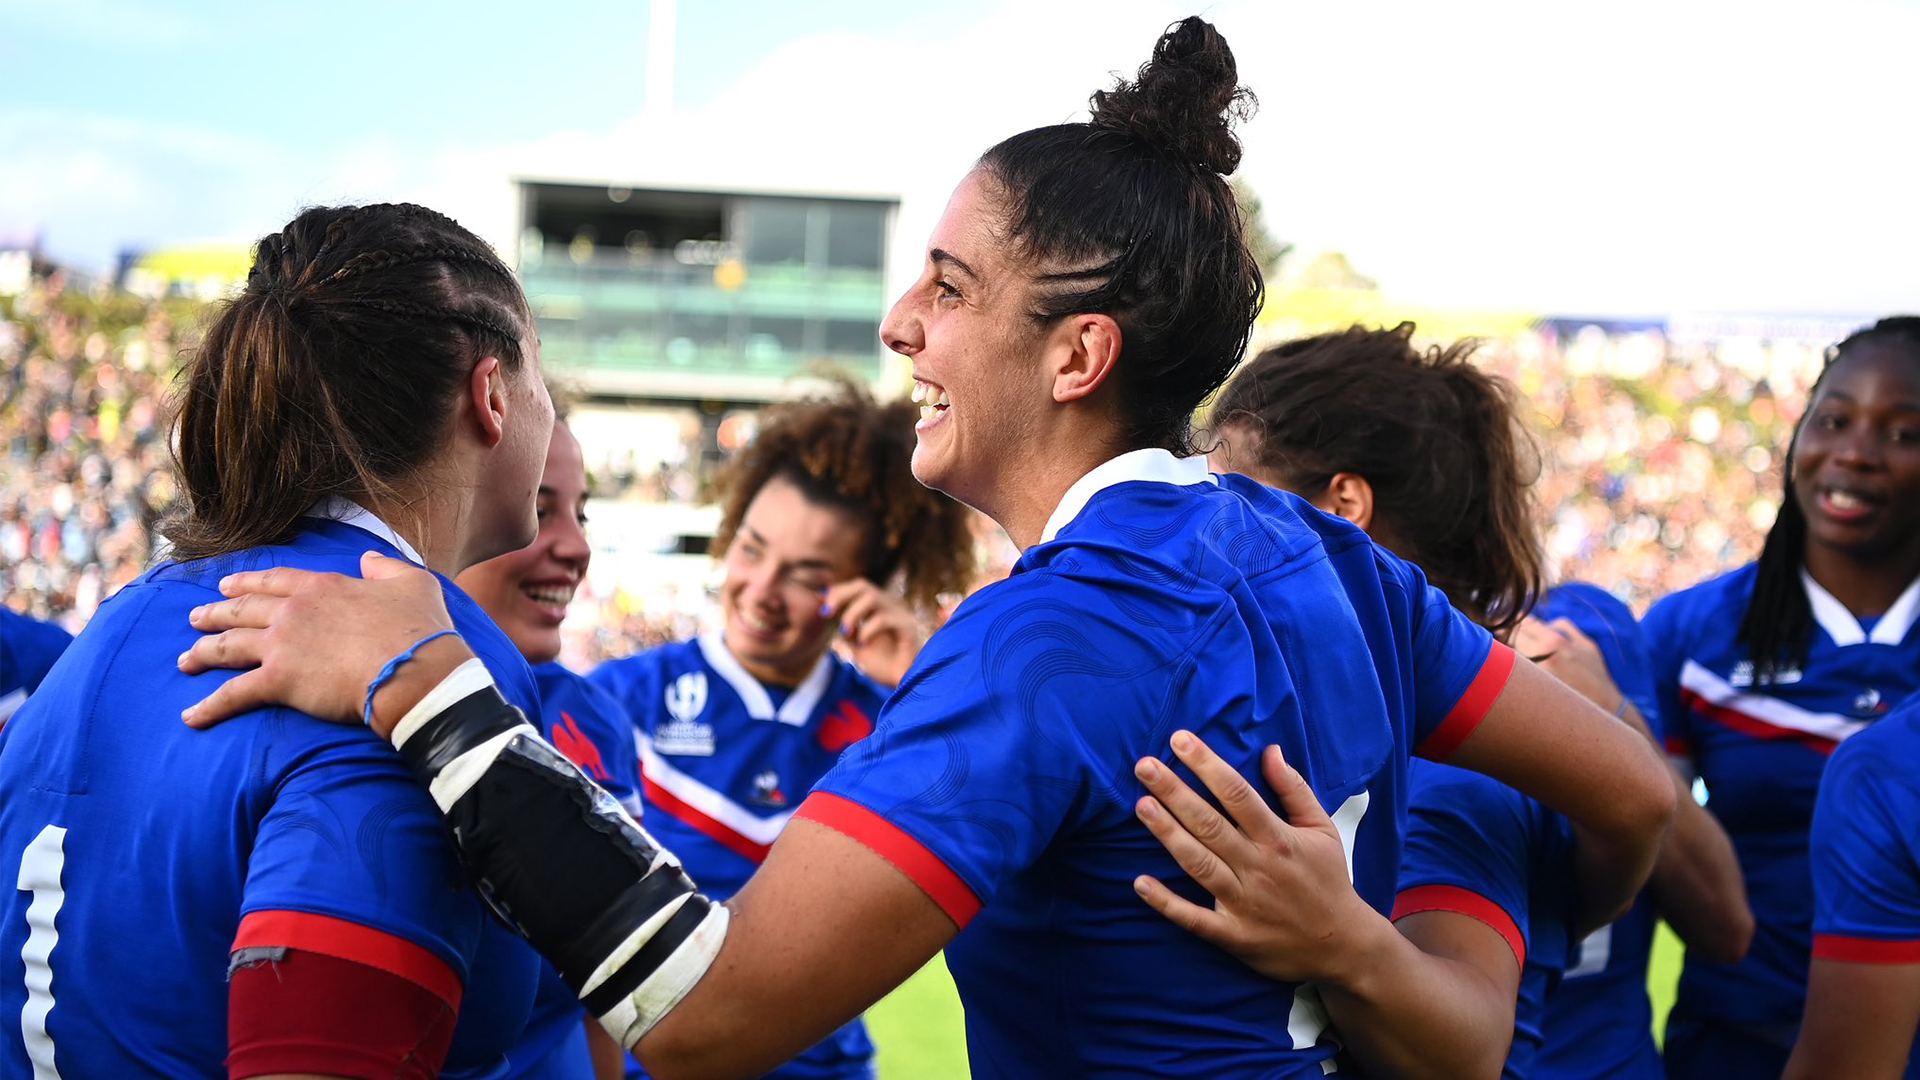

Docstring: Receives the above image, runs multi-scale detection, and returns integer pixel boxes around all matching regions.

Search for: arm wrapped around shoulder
[391,658,730,1048]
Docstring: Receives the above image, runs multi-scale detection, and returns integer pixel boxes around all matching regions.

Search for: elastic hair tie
[364,630,460,727]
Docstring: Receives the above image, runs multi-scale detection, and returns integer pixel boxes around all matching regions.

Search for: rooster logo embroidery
[817,701,874,752]
[549,712,611,781]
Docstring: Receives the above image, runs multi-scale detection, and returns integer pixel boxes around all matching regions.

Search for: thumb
[1260,745,1332,830]
[359,550,413,580]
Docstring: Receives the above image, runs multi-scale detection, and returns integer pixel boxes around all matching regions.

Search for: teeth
[921,404,938,423]
[911,381,950,408]
[1828,490,1866,510]
[523,585,573,605]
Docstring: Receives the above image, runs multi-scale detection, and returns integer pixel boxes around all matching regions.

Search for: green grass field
[865,924,1692,1076]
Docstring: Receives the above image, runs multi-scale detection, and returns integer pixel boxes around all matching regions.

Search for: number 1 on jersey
[18,824,67,1080]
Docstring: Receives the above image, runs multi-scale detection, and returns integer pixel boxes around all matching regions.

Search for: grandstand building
[515,179,897,404]
[512,179,901,628]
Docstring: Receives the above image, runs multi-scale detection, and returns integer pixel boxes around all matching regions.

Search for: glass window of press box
[517,183,893,395]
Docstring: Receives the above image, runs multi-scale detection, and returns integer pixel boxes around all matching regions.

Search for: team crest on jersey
[656,672,715,756]
[748,769,788,808]
[1729,660,1803,688]
[1854,687,1891,717]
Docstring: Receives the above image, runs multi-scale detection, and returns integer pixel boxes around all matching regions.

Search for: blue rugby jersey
[1644,563,1920,1036]
[1531,582,1666,1080]
[0,514,542,1080]
[1393,760,1578,1080]
[592,634,885,1080]
[1,607,73,726]
[504,662,646,1080]
[801,450,1514,1079]
[1808,694,1920,1078]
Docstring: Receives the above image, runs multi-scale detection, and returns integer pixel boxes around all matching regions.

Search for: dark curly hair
[1211,323,1545,636]
[1739,315,1920,680]
[713,384,976,613]
[976,16,1263,455]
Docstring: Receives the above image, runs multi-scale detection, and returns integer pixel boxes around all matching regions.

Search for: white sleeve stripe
[427,727,534,813]
[391,657,497,750]
[600,903,732,1048]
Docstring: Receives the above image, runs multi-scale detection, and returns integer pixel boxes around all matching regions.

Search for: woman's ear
[467,356,507,449]
[1314,472,1376,532]
[1051,313,1122,403]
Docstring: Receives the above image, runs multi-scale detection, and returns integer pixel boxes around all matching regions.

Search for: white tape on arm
[391,658,497,751]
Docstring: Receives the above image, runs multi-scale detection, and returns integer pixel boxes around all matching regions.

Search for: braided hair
[712,383,976,614]
[975,16,1263,456]
[1738,316,1920,680]
[164,203,532,560]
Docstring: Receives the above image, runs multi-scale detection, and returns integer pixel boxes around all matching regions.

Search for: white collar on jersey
[1038,448,1217,545]
[696,630,835,727]
[303,496,426,567]
[1801,567,1920,647]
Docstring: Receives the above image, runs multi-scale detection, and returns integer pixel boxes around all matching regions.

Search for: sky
[3,0,1917,317]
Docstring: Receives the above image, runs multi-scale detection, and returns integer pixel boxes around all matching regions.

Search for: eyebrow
[740,524,839,572]
[930,248,981,282]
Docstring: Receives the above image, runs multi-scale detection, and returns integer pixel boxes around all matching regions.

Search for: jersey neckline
[1038,448,1216,545]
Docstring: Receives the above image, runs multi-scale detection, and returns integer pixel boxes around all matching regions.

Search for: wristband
[363,630,460,727]
[1614,697,1631,719]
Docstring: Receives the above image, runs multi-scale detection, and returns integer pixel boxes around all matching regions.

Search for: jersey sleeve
[1639,591,1694,763]
[800,576,1164,927]
[1377,551,1514,759]
[1810,729,1920,963]
[238,724,481,1007]
[1392,764,1537,968]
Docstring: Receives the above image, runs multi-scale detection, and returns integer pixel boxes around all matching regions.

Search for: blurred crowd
[2,274,186,627]
[1,275,1829,654]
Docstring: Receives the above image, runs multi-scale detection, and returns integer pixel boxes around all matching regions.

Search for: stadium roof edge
[511,176,902,205]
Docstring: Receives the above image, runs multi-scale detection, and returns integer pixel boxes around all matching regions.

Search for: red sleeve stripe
[794,791,983,929]
[233,910,463,1010]
[1417,641,1517,762]
[1813,934,1920,965]
[1392,884,1527,969]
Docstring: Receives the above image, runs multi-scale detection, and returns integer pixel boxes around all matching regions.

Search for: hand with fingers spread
[820,578,926,690]
[1135,732,1525,1080]
[1131,730,1389,986]
[180,550,475,736]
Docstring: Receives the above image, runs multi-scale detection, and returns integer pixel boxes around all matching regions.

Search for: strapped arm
[390,659,729,1047]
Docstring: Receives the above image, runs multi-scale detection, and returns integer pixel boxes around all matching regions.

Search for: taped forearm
[390,659,728,1047]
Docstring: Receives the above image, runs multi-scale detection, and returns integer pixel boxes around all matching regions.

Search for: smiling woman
[1648,315,1920,1080]
[586,382,973,1080]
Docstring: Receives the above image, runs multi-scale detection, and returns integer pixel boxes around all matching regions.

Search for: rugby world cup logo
[666,672,708,725]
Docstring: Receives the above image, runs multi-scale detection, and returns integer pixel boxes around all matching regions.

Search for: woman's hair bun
[1089,16,1254,175]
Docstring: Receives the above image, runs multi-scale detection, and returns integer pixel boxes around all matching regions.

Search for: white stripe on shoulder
[1678,660,1868,743]
[637,732,794,845]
